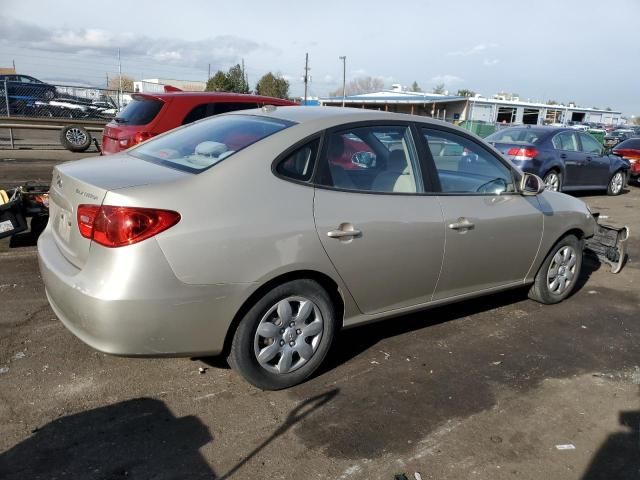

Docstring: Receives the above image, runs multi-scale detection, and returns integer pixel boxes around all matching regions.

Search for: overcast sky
[0,0,638,114]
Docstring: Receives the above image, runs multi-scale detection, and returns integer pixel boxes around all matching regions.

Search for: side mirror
[520,173,545,196]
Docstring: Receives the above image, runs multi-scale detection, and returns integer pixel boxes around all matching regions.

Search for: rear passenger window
[422,128,514,194]
[276,139,319,182]
[316,125,422,194]
[182,102,261,125]
[552,132,579,151]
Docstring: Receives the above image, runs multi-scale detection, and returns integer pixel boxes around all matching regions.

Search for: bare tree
[329,76,385,97]
[107,75,134,92]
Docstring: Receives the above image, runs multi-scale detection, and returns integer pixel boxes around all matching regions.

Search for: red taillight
[613,148,640,161]
[77,204,101,239]
[118,132,154,149]
[506,147,539,160]
[77,205,180,248]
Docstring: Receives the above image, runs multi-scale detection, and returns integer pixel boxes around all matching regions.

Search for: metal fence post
[3,79,14,148]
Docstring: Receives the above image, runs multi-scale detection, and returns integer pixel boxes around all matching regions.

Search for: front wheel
[229,279,336,390]
[528,235,582,304]
[543,170,562,192]
[607,170,625,196]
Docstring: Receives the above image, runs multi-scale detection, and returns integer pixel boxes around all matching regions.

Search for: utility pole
[208,63,211,81]
[106,72,109,89]
[241,58,246,92]
[117,48,123,109]
[303,53,310,105]
[12,59,16,72]
[339,56,346,107]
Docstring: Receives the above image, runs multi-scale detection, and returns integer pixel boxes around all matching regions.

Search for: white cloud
[448,43,498,56]
[483,58,500,66]
[0,16,274,69]
[431,74,463,85]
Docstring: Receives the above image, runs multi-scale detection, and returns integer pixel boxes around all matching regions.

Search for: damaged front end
[585,213,630,274]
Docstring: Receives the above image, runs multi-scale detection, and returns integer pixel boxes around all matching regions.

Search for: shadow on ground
[0,398,215,479]
[582,409,640,480]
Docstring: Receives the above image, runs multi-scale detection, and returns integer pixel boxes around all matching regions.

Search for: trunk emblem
[55,174,63,189]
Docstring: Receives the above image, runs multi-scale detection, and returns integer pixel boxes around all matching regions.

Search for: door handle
[327,223,362,239]
[586,156,592,161]
[560,153,568,159]
[448,218,475,231]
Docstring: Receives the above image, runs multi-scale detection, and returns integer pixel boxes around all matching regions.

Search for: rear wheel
[528,235,582,304]
[543,170,562,192]
[607,170,624,196]
[229,279,336,390]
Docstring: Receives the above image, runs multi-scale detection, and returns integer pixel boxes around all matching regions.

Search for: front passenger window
[422,128,514,194]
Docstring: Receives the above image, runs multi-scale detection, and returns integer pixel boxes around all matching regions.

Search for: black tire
[228,279,336,390]
[543,170,562,192]
[59,125,91,152]
[528,234,583,305]
[607,170,625,196]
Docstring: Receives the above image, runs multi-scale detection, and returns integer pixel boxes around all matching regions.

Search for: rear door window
[115,96,164,125]
[182,102,261,125]
[276,139,319,182]
[552,131,579,151]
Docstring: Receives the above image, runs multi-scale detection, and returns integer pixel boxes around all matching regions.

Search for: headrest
[388,150,408,172]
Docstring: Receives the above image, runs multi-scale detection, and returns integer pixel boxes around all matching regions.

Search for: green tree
[456,89,475,97]
[410,81,422,92]
[227,64,249,93]
[205,64,249,93]
[206,71,229,91]
[432,83,446,94]
[255,72,290,99]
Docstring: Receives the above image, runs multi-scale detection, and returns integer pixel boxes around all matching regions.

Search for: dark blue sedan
[486,127,630,195]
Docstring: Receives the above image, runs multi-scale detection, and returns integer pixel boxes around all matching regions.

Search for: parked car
[101,91,297,154]
[603,130,635,148]
[39,107,599,389]
[486,127,629,195]
[612,137,640,183]
[0,74,58,101]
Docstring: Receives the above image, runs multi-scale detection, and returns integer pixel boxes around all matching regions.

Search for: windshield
[115,97,163,125]
[130,114,294,173]
[486,129,544,144]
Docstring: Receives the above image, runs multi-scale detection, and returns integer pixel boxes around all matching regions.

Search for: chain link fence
[1,79,133,120]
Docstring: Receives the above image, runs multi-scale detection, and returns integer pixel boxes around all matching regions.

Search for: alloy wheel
[65,127,88,146]
[544,172,560,191]
[610,172,623,195]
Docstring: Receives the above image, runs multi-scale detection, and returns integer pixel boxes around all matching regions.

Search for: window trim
[416,123,520,196]
[311,120,425,196]
[271,133,323,186]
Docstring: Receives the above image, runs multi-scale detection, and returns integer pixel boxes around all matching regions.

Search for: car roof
[136,91,297,105]
[228,105,465,129]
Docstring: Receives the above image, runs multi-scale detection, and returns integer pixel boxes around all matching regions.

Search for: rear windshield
[130,114,294,173]
[114,97,163,125]
[486,129,545,144]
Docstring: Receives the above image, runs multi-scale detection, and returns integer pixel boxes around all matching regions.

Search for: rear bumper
[37,226,252,356]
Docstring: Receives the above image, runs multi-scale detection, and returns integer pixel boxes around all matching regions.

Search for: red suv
[101,91,297,154]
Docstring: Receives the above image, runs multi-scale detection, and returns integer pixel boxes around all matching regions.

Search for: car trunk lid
[48,153,189,268]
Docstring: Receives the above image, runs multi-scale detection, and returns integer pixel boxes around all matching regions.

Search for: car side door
[313,122,445,314]
[551,131,587,188]
[418,126,543,300]
[578,132,610,187]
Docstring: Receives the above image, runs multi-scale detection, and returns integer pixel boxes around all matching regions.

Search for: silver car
[38,106,597,389]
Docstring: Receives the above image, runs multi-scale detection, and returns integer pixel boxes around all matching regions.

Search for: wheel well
[220,270,345,358]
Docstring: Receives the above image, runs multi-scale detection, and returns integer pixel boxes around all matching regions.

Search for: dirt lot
[0,147,638,480]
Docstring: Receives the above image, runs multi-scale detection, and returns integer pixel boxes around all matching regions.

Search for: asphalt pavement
[0,146,638,480]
